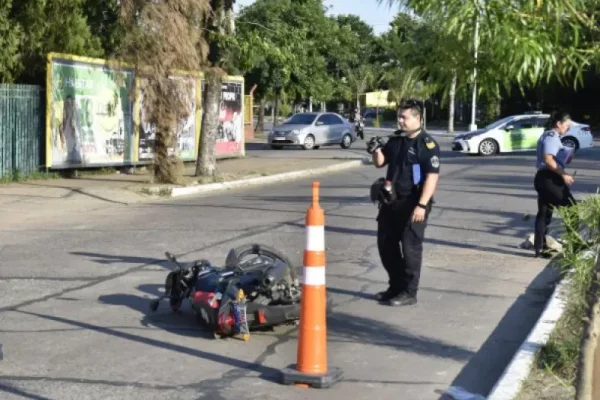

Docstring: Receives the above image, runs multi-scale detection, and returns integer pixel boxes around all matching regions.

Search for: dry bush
[115,0,211,183]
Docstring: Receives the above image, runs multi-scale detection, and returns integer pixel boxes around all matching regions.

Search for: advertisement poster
[48,56,134,168]
[137,76,198,161]
[201,79,244,157]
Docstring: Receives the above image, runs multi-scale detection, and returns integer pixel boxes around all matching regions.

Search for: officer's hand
[412,206,426,223]
[562,173,574,186]
[367,137,383,154]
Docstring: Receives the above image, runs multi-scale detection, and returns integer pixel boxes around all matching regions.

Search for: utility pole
[469,7,480,132]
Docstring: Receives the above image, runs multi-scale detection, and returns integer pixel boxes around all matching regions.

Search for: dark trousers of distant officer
[533,168,577,255]
[377,191,431,296]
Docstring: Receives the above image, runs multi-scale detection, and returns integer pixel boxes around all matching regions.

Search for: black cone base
[279,364,343,389]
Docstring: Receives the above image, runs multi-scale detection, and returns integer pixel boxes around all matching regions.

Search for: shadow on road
[70,252,170,268]
[97,283,216,340]
[282,221,530,258]
[326,310,475,362]
[0,381,52,400]
[433,262,563,399]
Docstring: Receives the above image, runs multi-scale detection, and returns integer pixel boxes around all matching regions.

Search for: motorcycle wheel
[224,243,298,283]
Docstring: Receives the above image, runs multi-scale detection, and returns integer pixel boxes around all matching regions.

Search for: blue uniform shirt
[536,129,564,170]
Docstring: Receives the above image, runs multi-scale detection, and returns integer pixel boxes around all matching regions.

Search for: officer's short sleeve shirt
[536,130,562,169]
[420,134,441,174]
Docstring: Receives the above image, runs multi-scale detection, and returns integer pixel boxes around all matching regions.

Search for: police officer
[533,111,577,258]
[366,100,441,306]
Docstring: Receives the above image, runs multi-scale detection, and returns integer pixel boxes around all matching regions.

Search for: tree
[82,0,122,56]
[117,0,211,183]
[10,0,105,85]
[194,0,237,178]
[344,64,377,111]
[327,14,380,107]
[379,0,600,91]
[0,0,21,83]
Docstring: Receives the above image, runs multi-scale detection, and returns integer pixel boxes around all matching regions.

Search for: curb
[575,250,600,400]
[146,159,367,198]
[486,271,571,400]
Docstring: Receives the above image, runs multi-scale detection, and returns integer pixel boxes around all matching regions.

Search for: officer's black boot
[385,291,417,307]
[375,286,401,301]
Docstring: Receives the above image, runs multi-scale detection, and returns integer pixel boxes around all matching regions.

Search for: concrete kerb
[143,159,367,198]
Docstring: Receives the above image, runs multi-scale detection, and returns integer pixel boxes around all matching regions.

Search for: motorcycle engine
[236,258,301,306]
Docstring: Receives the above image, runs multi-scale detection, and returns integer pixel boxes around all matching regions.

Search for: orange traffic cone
[279,181,343,388]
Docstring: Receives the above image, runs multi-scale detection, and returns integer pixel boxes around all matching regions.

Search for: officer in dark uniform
[366,99,441,306]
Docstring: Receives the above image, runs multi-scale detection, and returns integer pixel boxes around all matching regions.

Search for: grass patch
[0,169,60,183]
[517,194,600,398]
[0,167,117,184]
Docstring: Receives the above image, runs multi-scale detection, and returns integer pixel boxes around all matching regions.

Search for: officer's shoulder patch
[546,130,556,137]
[430,155,440,168]
[424,135,436,150]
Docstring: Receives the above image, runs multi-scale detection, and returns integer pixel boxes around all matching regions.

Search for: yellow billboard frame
[45,52,245,169]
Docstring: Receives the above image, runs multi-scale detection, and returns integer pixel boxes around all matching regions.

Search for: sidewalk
[0,155,359,228]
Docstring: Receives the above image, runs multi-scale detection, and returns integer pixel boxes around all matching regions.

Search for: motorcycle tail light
[257,310,267,324]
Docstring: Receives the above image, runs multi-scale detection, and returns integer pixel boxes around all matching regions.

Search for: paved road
[1,138,599,400]
[245,127,453,161]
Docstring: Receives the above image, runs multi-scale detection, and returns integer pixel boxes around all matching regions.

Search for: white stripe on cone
[305,225,325,252]
[303,266,326,286]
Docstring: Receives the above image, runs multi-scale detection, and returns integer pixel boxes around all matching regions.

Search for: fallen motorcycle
[149,243,302,340]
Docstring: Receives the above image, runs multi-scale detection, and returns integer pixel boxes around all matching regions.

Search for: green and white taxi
[452,112,594,156]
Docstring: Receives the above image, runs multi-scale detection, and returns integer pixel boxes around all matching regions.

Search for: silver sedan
[268,112,357,150]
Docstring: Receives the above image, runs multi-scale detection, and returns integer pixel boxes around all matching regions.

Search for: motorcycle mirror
[165,252,176,262]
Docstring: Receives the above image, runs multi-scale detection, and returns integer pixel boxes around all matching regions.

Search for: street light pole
[469,9,480,132]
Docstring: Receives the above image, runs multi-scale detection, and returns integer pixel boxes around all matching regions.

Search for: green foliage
[535,194,600,384]
[380,0,600,92]
[11,0,105,85]
[0,0,21,83]
[236,0,380,109]
[82,0,123,56]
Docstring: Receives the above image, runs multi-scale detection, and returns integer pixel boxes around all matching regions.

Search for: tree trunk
[271,101,275,123]
[195,72,222,177]
[448,72,457,134]
[273,90,279,125]
[256,98,265,134]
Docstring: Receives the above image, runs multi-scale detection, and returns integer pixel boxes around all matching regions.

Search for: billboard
[46,54,135,168]
[46,53,245,169]
[137,75,199,162]
[200,78,245,158]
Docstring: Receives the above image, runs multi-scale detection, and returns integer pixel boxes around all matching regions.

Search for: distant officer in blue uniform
[534,111,577,258]
[366,100,441,306]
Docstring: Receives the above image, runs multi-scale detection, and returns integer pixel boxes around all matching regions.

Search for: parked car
[452,112,594,156]
[268,112,356,150]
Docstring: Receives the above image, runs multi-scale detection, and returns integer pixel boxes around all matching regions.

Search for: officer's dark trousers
[376,194,429,296]
[533,169,576,254]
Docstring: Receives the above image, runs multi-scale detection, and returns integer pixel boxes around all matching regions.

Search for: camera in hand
[367,137,385,154]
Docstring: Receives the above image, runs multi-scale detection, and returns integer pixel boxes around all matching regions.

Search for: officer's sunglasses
[397,100,424,119]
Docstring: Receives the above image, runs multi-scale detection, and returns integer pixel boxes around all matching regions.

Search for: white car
[452,112,594,156]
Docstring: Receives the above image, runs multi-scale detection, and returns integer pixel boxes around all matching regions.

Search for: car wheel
[561,137,579,150]
[303,134,316,150]
[340,133,352,149]
[478,139,498,156]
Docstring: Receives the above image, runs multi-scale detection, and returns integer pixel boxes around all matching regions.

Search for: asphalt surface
[245,127,453,161]
[1,136,599,400]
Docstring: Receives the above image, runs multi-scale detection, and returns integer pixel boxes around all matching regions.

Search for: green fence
[0,84,45,179]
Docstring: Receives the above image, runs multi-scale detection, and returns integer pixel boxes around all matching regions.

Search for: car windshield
[283,114,317,125]
[484,116,515,130]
